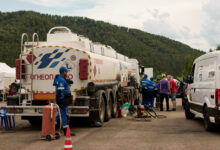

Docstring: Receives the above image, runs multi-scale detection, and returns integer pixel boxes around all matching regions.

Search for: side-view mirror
[139,65,144,75]
[188,75,193,84]
[183,76,188,83]
[183,75,193,84]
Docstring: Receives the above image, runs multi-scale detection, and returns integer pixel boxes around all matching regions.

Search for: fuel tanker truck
[6,26,143,125]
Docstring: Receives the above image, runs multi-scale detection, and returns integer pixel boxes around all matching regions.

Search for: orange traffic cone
[64,127,73,150]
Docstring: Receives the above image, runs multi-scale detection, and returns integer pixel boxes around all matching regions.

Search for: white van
[183,51,220,131]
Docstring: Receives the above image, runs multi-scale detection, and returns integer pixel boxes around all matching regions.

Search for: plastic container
[121,102,130,117]
[41,104,57,140]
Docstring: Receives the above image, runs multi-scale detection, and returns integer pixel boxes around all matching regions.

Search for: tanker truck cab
[183,51,220,131]
[6,26,141,126]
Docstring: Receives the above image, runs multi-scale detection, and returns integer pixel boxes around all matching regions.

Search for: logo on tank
[34,49,70,69]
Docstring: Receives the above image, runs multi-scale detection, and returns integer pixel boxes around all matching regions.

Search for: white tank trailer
[6,27,142,125]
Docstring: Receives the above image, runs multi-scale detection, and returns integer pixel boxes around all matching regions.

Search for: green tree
[216,45,220,51]
[182,55,196,76]
[0,11,204,76]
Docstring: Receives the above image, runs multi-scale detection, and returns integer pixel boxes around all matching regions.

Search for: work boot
[63,128,76,136]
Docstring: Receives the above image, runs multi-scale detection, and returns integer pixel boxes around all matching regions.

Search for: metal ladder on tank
[19,33,39,106]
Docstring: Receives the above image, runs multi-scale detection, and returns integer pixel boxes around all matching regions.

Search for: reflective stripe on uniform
[57,87,65,90]
[63,125,69,128]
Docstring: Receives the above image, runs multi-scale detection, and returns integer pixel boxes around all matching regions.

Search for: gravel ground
[0,99,220,150]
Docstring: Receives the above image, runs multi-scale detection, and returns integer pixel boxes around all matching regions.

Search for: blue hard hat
[59,66,70,73]
[144,74,148,78]
[150,77,154,81]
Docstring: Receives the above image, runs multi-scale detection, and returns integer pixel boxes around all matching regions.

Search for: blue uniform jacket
[53,74,70,100]
[141,78,150,89]
[141,78,157,92]
[153,82,158,91]
[147,80,156,92]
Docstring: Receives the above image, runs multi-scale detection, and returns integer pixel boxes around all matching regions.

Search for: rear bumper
[188,102,220,124]
[215,117,220,124]
[207,106,220,124]
[6,105,90,117]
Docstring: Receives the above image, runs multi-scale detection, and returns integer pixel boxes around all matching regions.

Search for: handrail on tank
[21,33,29,52]
[32,33,39,47]
[47,26,72,34]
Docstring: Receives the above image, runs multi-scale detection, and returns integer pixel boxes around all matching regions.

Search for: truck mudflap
[6,105,90,117]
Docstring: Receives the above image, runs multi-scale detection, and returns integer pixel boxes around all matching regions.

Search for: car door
[188,64,196,103]
[195,57,216,106]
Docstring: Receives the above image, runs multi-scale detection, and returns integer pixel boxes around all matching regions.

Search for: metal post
[31,33,39,104]
[20,33,29,105]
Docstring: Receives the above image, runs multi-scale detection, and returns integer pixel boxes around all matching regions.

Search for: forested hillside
[0,11,204,76]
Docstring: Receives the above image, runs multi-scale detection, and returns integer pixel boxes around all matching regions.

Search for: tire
[134,90,141,105]
[112,92,118,118]
[204,106,215,131]
[105,92,112,122]
[125,90,131,104]
[130,89,135,106]
[99,95,106,123]
[89,91,106,124]
[184,101,195,120]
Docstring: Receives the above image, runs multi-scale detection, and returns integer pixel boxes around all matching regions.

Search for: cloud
[201,0,220,48]
[143,9,191,40]
[146,9,170,19]
[20,0,96,9]
[10,0,213,51]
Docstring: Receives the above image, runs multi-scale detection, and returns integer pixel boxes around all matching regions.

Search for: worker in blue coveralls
[53,66,75,136]
[141,74,150,106]
[148,77,157,108]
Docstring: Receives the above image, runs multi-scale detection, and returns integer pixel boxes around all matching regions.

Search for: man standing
[141,74,150,105]
[159,74,170,111]
[53,66,75,136]
[147,77,157,108]
[155,78,160,109]
[168,75,177,111]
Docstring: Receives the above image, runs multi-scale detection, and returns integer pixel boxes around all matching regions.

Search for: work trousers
[156,94,160,108]
[160,93,169,111]
[142,95,148,105]
[56,106,68,128]
[142,96,154,108]
[146,98,154,108]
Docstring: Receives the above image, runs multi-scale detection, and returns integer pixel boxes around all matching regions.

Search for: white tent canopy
[0,62,16,90]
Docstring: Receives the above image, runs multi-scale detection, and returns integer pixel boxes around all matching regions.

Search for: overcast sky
[0,0,219,52]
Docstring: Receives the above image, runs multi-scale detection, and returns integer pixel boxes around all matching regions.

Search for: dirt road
[0,100,219,150]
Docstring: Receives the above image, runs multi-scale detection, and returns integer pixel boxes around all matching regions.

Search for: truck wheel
[126,90,131,104]
[204,106,215,131]
[130,89,135,106]
[184,101,195,120]
[99,95,105,123]
[134,90,141,105]
[112,91,118,118]
[89,91,106,124]
[105,95,112,122]
[112,100,117,118]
